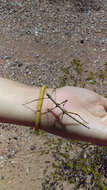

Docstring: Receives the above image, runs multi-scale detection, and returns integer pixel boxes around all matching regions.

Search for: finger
[101,97,107,112]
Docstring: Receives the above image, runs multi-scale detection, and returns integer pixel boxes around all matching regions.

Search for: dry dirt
[0,0,107,189]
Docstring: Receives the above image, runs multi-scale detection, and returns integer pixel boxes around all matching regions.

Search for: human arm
[0,78,52,127]
[0,78,107,145]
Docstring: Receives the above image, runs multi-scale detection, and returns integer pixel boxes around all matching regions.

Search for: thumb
[101,96,107,112]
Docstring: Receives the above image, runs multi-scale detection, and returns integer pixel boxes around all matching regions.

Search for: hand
[45,86,107,146]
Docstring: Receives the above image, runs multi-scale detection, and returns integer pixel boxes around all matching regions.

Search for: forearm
[0,78,52,127]
[0,78,107,146]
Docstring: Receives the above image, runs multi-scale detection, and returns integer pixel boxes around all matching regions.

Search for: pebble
[15,60,23,67]
[0,156,4,160]
[1,176,5,180]
[26,167,30,175]
[80,39,84,44]
[101,48,106,52]
[100,38,107,44]
[34,27,39,36]
[4,55,12,60]
[7,154,12,159]
[30,145,36,150]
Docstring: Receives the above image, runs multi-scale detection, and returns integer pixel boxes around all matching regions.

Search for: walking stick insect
[22,93,90,129]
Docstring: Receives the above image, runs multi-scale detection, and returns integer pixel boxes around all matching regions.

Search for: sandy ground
[0,0,107,189]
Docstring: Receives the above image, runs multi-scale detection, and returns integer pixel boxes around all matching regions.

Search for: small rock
[7,154,12,159]
[80,39,84,44]
[15,60,23,67]
[1,176,5,180]
[100,38,107,44]
[30,145,36,151]
[101,48,106,52]
[13,137,18,140]
[26,167,30,175]
[25,68,30,74]
[31,81,35,85]
[4,55,12,60]
[34,27,39,36]
[0,156,4,160]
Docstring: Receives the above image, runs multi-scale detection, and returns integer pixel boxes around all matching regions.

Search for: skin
[0,78,107,146]
[44,86,107,146]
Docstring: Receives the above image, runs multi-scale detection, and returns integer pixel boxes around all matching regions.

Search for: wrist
[40,88,56,130]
